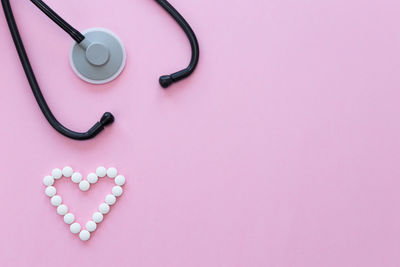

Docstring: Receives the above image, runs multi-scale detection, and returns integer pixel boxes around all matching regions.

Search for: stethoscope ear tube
[1,0,114,140]
[155,0,200,88]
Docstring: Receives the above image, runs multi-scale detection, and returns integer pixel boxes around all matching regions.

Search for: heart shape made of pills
[43,166,125,242]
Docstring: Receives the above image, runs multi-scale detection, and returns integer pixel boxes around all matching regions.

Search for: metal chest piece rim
[69,28,127,85]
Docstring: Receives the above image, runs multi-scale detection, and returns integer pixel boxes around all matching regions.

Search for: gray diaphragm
[69,28,126,84]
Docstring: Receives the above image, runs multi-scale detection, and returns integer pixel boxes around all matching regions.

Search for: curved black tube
[1,0,114,140]
[155,0,200,88]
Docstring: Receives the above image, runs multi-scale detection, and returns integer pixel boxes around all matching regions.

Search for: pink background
[1,0,400,266]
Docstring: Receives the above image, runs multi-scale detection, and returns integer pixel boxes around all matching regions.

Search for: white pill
[71,172,83,183]
[62,166,73,177]
[64,213,75,224]
[79,180,90,191]
[85,221,97,232]
[43,176,54,186]
[79,230,91,241]
[70,222,81,234]
[87,173,98,184]
[112,186,123,197]
[99,203,110,214]
[52,168,63,179]
[57,204,69,216]
[45,186,56,197]
[105,194,116,205]
[92,212,103,223]
[50,195,62,206]
[107,167,118,178]
[96,166,107,178]
[115,175,125,186]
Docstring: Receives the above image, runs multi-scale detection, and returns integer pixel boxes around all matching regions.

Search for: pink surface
[1,0,400,266]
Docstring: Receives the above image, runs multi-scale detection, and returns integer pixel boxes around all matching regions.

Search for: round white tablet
[57,204,69,216]
[71,172,82,183]
[45,186,56,197]
[64,213,75,224]
[43,176,54,186]
[98,203,110,214]
[79,180,90,191]
[70,222,81,234]
[115,175,125,186]
[107,167,118,178]
[96,166,107,178]
[79,230,91,241]
[62,166,73,177]
[87,173,98,184]
[112,186,123,197]
[50,195,62,206]
[52,168,63,179]
[105,194,116,205]
[92,212,103,223]
[85,221,97,232]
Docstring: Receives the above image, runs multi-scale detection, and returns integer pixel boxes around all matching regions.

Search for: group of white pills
[43,166,125,241]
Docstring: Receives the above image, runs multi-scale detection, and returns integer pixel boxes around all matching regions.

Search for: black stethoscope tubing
[155,0,200,88]
[1,0,199,140]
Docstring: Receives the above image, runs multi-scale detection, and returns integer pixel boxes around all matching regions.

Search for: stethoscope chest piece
[69,28,126,84]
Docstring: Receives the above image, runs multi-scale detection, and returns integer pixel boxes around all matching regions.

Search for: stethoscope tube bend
[1,0,114,140]
[155,0,200,88]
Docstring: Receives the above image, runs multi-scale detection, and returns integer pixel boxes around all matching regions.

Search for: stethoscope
[1,0,199,140]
